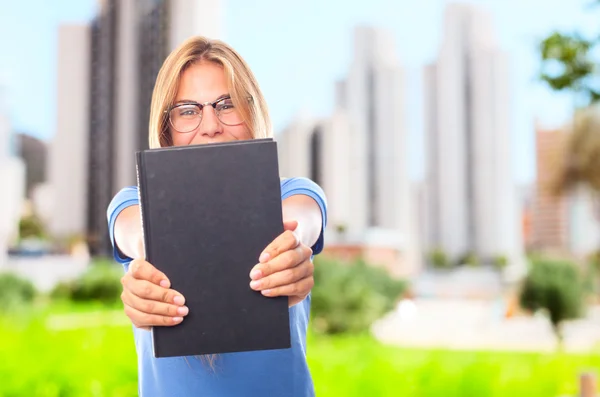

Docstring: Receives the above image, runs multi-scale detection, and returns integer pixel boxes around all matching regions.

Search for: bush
[51,261,123,306]
[0,272,37,312]
[310,256,408,335]
[456,251,479,267]
[19,214,47,240]
[428,248,450,269]
[519,258,585,347]
[493,254,508,270]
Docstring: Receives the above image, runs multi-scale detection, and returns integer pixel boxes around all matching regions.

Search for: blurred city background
[0,0,599,396]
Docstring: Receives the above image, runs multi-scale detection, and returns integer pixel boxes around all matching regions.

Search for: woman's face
[169,61,252,146]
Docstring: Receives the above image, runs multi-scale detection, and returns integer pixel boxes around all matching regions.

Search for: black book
[135,138,291,358]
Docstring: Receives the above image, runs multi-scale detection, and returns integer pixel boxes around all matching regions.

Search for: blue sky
[0,0,597,183]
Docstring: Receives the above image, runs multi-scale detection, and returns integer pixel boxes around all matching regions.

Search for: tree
[538,2,600,248]
[519,259,585,348]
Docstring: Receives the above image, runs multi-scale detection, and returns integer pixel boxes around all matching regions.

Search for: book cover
[135,138,291,358]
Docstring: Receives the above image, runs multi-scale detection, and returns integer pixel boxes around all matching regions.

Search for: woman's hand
[120,259,189,330]
[249,220,315,307]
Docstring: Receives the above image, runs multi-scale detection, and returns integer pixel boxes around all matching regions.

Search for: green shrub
[51,261,123,306]
[0,272,37,312]
[428,248,450,269]
[311,256,407,335]
[493,254,508,270]
[19,214,47,240]
[519,258,585,347]
[456,251,479,267]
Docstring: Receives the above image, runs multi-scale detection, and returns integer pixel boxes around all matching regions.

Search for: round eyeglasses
[166,95,244,133]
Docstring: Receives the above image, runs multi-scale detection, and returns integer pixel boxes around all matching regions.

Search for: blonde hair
[149,36,272,148]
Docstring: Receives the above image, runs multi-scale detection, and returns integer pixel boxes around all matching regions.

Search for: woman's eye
[217,99,235,111]
[179,107,199,117]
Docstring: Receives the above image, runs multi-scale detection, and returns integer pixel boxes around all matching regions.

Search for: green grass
[0,303,598,396]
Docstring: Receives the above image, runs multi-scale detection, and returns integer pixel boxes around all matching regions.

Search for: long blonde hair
[149,36,272,148]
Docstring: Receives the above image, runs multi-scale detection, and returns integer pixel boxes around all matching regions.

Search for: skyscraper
[530,124,569,252]
[424,3,523,265]
[277,26,421,274]
[338,26,409,236]
[0,94,26,266]
[50,0,223,256]
[48,24,91,241]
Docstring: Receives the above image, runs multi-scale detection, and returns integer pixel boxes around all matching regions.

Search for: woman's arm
[281,194,323,249]
[114,205,144,260]
[113,194,323,261]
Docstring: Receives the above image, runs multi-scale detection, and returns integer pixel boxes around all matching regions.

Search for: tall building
[15,133,48,198]
[277,110,353,235]
[50,0,223,256]
[531,121,600,257]
[277,26,422,275]
[424,3,523,265]
[48,24,91,242]
[0,96,26,266]
[339,26,410,235]
[530,124,569,252]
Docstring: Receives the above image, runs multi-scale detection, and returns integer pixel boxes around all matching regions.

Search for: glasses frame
[165,95,245,132]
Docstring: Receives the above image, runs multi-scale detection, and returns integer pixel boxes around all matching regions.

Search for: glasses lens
[215,98,244,125]
[170,104,201,132]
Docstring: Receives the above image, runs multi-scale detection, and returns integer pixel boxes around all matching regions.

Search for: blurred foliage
[538,4,600,203]
[455,251,480,267]
[492,254,508,270]
[310,256,407,335]
[539,32,599,104]
[19,213,47,240]
[551,106,600,195]
[0,303,598,397]
[0,272,37,312]
[308,333,600,397]
[519,258,585,347]
[427,248,451,269]
[51,260,123,306]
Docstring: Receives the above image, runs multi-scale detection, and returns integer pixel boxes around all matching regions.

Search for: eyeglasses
[166,95,244,133]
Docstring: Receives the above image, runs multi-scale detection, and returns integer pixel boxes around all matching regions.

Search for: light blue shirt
[107,177,328,397]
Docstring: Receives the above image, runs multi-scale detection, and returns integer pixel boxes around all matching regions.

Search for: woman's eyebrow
[174,94,230,105]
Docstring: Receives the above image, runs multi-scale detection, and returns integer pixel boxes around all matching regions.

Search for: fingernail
[261,289,271,296]
[250,280,262,290]
[250,269,262,280]
[173,295,185,305]
[177,306,189,316]
[259,252,270,263]
[160,279,170,288]
[173,317,183,323]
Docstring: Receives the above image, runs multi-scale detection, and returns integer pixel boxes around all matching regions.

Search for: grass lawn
[0,303,598,396]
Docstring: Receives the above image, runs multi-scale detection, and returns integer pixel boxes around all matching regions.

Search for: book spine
[135,152,149,261]
[136,152,162,357]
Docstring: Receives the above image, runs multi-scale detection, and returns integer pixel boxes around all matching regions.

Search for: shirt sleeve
[280,177,328,255]
[106,186,140,267]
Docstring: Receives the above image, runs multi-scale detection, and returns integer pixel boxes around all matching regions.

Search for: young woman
[106,36,327,396]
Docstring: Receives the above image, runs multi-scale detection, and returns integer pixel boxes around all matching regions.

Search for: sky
[0,0,598,184]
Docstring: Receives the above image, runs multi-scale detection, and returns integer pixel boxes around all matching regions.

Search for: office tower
[277,26,422,275]
[50,0,223,256]
[530,124,569,252]
[0,98,26,266]
[48,24,91,241]
[531,121,600,256]
[15,133,48,198]
[277,110,353,235]
[338,26,410,236]
[424,3,523,264]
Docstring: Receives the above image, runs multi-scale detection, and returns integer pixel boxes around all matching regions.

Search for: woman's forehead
[176,62,228,102]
